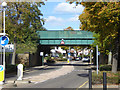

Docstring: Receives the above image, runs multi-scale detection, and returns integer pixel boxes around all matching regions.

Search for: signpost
[0,36,9,84]
[1,1,8,85]
[96,45,99,75]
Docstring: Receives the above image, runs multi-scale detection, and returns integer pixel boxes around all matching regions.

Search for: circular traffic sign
[0,36,9,46]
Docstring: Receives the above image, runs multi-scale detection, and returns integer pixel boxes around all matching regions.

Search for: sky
[40,1,84,30]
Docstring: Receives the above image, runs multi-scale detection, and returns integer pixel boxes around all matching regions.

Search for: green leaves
[5,2,46,53]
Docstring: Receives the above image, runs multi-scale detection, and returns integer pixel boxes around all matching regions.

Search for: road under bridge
[36,30,96,65]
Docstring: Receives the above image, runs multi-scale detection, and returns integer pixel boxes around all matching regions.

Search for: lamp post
[2,2,7,34]
[2,1,7,84]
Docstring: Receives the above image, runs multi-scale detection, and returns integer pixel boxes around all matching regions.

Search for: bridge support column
[37,45,51,66]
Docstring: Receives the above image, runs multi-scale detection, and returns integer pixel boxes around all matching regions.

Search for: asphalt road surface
[15,61,90,89]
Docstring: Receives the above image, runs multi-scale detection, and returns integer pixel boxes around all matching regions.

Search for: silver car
[82,57,90,62]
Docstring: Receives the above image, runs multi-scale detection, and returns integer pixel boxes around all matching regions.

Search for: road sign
[0,36,9,47]
[0,44,14,52]
[61,39,65,45]
[0,65,4,82]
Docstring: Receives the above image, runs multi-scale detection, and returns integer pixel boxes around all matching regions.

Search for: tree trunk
[99,53,104,64]
[112,55,118,73]
[112,27,120,73]
[11,42,16,65]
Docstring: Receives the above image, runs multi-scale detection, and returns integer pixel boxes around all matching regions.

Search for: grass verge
[92,71,120,85]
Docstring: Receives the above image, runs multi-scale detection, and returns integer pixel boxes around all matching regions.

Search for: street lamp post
[1,1,7,84]
[2,2,7,34]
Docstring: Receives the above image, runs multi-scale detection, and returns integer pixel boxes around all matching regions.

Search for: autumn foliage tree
[64,26,74,30]
[67,0,120,73]
[77,2,120,73]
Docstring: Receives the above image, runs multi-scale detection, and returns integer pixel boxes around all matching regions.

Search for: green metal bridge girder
[37,30,95,45]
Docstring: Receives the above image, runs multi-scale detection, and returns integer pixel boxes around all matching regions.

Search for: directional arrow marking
[0,66,3,71]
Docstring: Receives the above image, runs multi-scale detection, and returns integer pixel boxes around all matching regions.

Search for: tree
[79,2,120,73]
[5,2,46,65]
[64,26,74,30]
[67,1,120,73]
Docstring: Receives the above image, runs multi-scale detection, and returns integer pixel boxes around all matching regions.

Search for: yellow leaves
[111,32,118,39]
[109,19,112,23]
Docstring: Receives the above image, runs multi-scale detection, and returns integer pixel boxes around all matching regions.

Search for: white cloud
[68,15,79,21]
[45,16,65,27]
[54,3,84,14]
[46,15,79,23]
[46,16,63,22]
[45,15,80,27]
[44,15,81,29]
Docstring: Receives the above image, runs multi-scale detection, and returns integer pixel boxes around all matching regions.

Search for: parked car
[82,57,90,62]
[75,57,79,61]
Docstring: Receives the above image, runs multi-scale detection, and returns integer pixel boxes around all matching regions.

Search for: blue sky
[40,1,84,30]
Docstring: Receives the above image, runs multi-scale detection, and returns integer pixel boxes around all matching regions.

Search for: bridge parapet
[37,30,95,45]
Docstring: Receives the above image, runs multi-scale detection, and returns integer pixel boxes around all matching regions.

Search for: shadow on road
[6,67,58,79]
[77,73,89,77]
[6,62,94,79]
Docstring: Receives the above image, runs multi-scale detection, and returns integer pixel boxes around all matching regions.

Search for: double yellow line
[76,80,88,90]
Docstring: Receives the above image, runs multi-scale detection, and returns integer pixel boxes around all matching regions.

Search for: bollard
[67,58,70,64]
[17,64,23,80]
[103,72,107,90]
[89,69,92,89]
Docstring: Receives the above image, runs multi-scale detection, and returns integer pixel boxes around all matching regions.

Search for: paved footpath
[1,61,75,88]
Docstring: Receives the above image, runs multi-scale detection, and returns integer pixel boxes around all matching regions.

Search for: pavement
[0,61,75,88]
